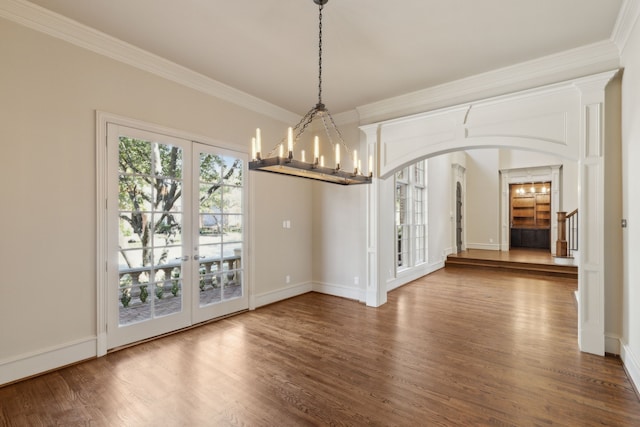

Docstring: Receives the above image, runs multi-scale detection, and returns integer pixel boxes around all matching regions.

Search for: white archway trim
[362,70,619,355]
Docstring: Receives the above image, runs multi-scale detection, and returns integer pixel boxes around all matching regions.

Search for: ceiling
[26,0,624,116]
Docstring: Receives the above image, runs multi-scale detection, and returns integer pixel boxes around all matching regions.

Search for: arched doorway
[361,70,620,356]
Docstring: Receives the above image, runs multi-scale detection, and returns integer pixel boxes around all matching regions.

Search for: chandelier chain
[264,0,353,161]
[318,2,323,106]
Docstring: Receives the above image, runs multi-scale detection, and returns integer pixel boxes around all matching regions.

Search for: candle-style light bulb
[256,128,262,159]
[358,159,362,175]
[301,150,306,162]
[353,149,358,171]
[369,155,373,176]
[335,144,340,169]
[320,155,325,167]
[251,137,256,160]
[314,136,319,163]
[287,127,293,154]
[279,143,284,158]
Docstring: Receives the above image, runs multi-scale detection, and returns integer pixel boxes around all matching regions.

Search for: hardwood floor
[2,268,639,426]
[447,248,558,264]
[445,248,578,279]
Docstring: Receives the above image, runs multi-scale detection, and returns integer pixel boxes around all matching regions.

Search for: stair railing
[566,209,578,257]
[556,209,578,257]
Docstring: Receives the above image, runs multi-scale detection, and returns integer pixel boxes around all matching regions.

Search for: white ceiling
[26,0,624,115]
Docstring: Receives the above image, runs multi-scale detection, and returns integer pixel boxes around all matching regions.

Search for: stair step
[445,257,577,279]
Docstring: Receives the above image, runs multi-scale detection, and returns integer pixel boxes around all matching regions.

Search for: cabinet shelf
[510,183,552,230]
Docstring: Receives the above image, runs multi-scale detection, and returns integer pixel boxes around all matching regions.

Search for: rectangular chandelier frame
[249,156,372,185]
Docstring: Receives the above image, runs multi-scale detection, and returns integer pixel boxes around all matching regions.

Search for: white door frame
[96,112,249,355]
[499,165,562,253]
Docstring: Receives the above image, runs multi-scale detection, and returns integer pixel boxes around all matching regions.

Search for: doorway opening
[509,181,551,250]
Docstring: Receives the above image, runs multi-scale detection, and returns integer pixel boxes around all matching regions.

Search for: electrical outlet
[354,276,359,285]
[285,275,290,284]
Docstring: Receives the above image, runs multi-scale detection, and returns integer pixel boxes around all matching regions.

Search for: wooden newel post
[556,211,568,257]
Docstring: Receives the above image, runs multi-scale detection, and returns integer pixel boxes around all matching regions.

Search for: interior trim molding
[387,261,444,293]
[356,41,620,124]
[0,0,298,124]
[253,282,313,308]
[606,334,622,355]
[1,0,631,128]
[611,0,640,55]
[621,341,640,395]
[312,282,366,303]
[0,337,96,386]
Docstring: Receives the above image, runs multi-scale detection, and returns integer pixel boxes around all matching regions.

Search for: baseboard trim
[466,243,501,251]
[621,342,640,397]
[388,261,444,292]
[0,337,96,386]
[605,334,621,355]
[253,282,313,308]
[312,282,366,302]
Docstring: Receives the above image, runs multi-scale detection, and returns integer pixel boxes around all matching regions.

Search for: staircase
[445,253,578,279]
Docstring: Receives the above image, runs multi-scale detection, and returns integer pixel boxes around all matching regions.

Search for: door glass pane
[223,186,243,213]
[118,138,184,326]
[198,152,244,307]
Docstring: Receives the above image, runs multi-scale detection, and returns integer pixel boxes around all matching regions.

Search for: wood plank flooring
[2,268,639,426]
[446,248,578,279]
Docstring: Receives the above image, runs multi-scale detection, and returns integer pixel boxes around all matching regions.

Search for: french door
[106,123,247,349]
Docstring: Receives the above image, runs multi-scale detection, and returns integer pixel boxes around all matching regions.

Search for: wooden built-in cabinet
[510,183,551,249]
[534,194,551,228]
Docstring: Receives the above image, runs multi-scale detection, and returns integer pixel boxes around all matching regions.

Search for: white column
[574,70,618,356]
[361,124,387,307]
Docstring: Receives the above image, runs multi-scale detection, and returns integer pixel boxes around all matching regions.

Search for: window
[395,160,427,271]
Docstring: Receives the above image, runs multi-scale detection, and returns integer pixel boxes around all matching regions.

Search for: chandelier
[248,0,372,185]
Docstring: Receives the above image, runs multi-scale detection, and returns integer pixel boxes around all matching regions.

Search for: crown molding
[356,40,620,124]
[0,0,299,124]
[611,0,640,55]
[331,109,360,126]
[2,0,629,128]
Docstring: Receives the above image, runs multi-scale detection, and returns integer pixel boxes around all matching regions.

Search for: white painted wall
[311,121,368,301]
[620,8,640,389]
[253,173,313,302]
[465,149,500,250]
[602,76,623,354]
[0,18,312,380]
